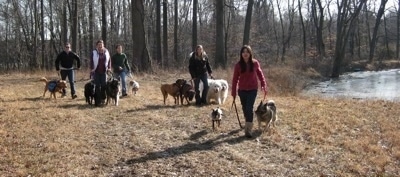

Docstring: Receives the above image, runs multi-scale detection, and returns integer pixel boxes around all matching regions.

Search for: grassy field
[0,68,399,176]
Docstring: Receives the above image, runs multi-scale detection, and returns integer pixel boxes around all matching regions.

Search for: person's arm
[73,52,81,69]
[90,51,95,71]
[106,50,112,71]
[123,54,130,72]
[231,63,240,98]
[205,56,213,78]
[188,54,196,79]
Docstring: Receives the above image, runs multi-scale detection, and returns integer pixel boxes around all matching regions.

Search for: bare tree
[192,0,198,50]
[243,0,254,45]
[156,0,162,65]
[215,0,225,68]
[101,0,107,45]
[312,0,326,57]
[368,0,388,62]
[331,0,366,78]
[174,0,178,64]
[163,0,168,68]
[131,0,152,72]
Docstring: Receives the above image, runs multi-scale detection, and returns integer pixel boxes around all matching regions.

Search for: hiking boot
[72,95,77,99]
[122,93,128,97]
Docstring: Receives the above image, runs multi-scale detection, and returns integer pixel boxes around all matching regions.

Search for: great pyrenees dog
[199,79,229,105]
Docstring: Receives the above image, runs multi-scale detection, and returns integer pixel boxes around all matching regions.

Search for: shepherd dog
[129,80,140,95]
[210,107,223,131]
[255,100,277,133]
[105,77,121,106]
[40,77,67,99]
[160,83,180,105]
[179,80,195,105]
[84,80,96,105]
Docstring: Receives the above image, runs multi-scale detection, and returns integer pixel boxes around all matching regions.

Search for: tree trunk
[192,0,198,51]
[368,0,388,63]
[243,0,254,45]
[313,0,326,57]
[331,0,366,78]
[131,0,152,72]
[397,0,400,59]
[40,0,46,69]
[71,0,78,53]
[62,1,68,44]
[163,0,168,68]
[101,0,107,45]
[174,0,179,64]
[215,0,225,68]
[156,0,162,65]
[298,0,306,58]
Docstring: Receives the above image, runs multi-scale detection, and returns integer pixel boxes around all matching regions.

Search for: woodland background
[0,0,399,77]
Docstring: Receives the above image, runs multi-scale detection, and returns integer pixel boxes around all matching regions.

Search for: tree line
[0,0,398,77]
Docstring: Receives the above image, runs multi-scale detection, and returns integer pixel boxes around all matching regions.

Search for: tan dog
[40,77,68,99]
[160,83,180,105]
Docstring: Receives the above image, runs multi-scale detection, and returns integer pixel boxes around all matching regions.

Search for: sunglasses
[65,46,70,48]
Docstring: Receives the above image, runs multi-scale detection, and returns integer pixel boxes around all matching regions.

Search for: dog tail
[40,77,48,83]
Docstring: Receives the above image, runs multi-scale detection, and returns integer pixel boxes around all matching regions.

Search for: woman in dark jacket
[189,45,213,106]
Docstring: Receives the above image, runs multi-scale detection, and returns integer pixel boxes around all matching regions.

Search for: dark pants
[238,89,257,122]
[194,73,209,105]
[94,73,107,105]
[60,70,76,96]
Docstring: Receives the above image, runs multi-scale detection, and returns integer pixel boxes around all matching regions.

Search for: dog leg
[212,121,215,131]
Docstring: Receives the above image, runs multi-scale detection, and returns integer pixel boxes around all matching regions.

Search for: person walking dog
[55,42,81,99]
[231,45,267,138]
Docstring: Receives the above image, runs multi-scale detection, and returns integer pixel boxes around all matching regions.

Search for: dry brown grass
[0,68,399,176]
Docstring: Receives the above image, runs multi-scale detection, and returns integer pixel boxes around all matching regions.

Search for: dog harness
[48,81,58,92]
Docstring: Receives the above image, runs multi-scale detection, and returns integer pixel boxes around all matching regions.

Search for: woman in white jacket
[90,40,111,106]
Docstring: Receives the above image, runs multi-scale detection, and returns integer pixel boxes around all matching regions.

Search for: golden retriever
[40,77,68,99]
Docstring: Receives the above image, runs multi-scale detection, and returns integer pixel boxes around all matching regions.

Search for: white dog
[199,79,229,105]
[129,80,140,95]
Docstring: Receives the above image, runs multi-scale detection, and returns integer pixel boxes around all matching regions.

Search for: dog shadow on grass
[122,128,247,166]
[126,104,180,113]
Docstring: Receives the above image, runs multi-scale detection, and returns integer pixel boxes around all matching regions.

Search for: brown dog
[160,83,180,105]
[179,80,195,105]
[40,77,68,99]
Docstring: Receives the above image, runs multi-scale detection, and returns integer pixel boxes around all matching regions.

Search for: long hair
[239,45,254,73]
[193,45,204,59]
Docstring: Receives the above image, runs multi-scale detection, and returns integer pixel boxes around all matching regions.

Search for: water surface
[302,69,400,102]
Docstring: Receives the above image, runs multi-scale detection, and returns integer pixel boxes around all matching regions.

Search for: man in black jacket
[55,42,81,99]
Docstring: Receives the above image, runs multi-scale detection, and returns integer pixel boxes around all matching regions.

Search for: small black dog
[84,80,96,105]
[105,77,121,106]
[211,107,223,131]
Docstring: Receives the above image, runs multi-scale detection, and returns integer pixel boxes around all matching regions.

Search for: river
[302,69,400,102]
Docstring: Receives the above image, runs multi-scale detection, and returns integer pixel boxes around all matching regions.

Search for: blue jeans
[238,89,257,122]
[60,70,76,96]
[194,73,209,105]
[115,70,127,95]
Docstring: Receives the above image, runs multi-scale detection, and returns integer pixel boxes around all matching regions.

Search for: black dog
[84,81,96,105]
[105,77,121,106]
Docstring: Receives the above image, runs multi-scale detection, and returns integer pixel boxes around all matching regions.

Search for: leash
[231,98,243,129]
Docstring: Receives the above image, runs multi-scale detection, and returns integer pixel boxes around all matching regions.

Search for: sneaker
[72,95,77,99]
[122,93,128,97]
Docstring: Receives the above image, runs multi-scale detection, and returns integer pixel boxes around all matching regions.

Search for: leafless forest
[0,0,399,77]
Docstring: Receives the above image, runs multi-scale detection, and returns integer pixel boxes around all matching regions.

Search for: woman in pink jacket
[231,45,267,138]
